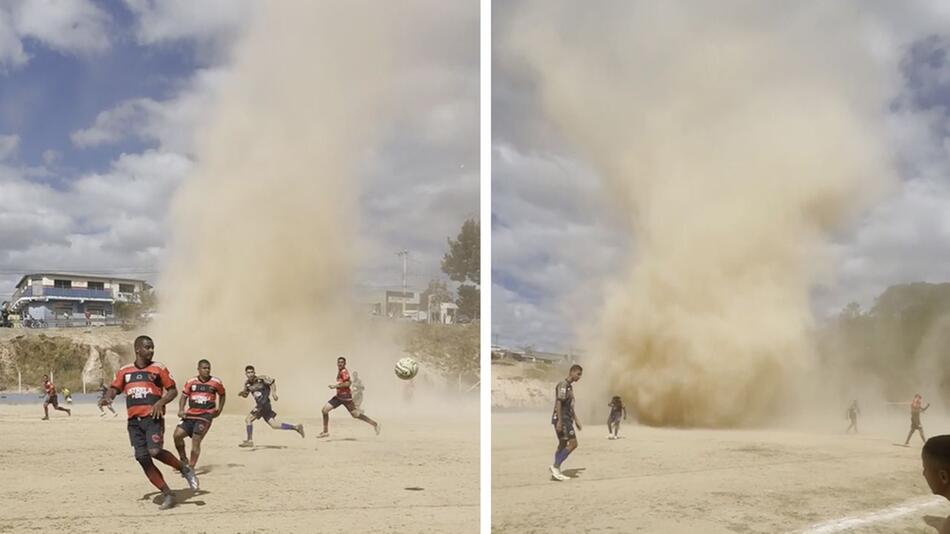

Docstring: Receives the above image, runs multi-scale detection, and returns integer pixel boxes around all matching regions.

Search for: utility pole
[396,249,409,318]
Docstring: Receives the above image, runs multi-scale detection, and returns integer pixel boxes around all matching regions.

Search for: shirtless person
[905,393,930,446]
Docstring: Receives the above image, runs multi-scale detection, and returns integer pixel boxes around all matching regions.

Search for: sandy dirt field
[0,403,477,534]
[493,411,950,533]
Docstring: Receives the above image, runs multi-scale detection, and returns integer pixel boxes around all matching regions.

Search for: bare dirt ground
[493,411,950,534]
[0,403,477,534]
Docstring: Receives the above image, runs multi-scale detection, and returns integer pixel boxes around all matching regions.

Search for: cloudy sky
[0,1,478,299]
[492,2,950,353]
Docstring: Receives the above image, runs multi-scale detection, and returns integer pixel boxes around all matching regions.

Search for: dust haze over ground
[150,1,477,418]
[502,1,949,427]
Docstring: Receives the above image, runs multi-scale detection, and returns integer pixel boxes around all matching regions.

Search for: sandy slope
[493,411,950,533]
[0,404,477,534]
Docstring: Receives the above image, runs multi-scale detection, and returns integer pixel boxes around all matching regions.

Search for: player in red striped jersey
[99,335,199,510]
[41,375,71,419]
[173,359,226,473]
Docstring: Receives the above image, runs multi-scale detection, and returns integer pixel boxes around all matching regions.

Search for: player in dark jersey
[41,375,71,419]
[550,364,583,481]
[97,380,117,417]
[173,359,226,473]
[846,400,859,434]
[317,356,380,438]
[238,365,304,447]
[98,335,198,510]
[905,393,931,446]
[607,395,626,439]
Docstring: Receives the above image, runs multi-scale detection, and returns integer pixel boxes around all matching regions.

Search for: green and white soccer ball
[394,357,419,380]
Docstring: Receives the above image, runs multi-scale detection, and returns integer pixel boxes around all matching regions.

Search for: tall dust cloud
[151,1,472,418]
[505,1,904,427]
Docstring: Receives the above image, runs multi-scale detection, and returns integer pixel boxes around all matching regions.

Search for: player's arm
[555,399,563,432]
[574,409,582,430]
[151,385,178,419]
[215,392,226,418]
[623,406,627,420]
[270,379,278,402]
[923,403,931,412]
[177,387,188,418]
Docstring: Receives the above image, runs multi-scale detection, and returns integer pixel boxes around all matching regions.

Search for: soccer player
[550,364,583,481]
[607,395,626,439]
[237,365,304,447]
[97,380,117,417]
[41,375,71,419]
[317,356,380,438]
[922,435,950,534]
[98,335,198,510]
[905,393,931,446]
[173,359,226,472]
[846,400,859,434]
[62,387,73,405]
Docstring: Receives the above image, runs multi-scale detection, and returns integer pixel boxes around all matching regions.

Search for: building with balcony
[8,273,150,323]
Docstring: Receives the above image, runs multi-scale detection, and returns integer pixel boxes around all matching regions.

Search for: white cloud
[71,69,228,154]
[122,0,253,56]
[12,0,110,54]
[0,0,110,70]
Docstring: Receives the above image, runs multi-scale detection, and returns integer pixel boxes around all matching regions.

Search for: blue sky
[0,1,478,298]
[492,1,950,353]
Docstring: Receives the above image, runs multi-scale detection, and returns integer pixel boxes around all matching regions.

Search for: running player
[98,335,198,510]
[62,387,73,405]
[922,435,950,534]
[173,359,226,471]
[41,375,71,419]
[905,393,930,446]
[317,356,380,438]
[550,364,583,481]
[97,380,117,417]
[607,395,626,439]
[846,400,859,434]
[237,365,304,447]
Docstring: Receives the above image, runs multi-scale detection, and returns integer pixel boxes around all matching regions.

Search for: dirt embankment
[0,323,480,394]
[492,359,567,410]
[0,327,135,393]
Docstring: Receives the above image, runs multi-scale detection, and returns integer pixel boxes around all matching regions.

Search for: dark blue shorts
[554,419,575,440]
[128,417,165,459]
[178,417,213,438]
[251,403,277,422]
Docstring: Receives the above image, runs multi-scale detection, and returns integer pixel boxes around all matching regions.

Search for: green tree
[441,219,480,320]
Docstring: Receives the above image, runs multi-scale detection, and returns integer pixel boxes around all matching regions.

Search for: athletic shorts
[44,394,59,407]
[328,396,357,412]
[554,419,576,440]
[608,411,622,423]
[178,417,213,438]
[911,417,922,430]
[251,403,277,422]
[128,417,165,458]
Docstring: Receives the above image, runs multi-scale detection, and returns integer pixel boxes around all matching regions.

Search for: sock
[154,450,183,471]
[280,423,295,430]
[246,424,253,440]
[137,458,169,492]
[554,448,571,468]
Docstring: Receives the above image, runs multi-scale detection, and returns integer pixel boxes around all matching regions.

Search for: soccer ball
[394,357,419,380]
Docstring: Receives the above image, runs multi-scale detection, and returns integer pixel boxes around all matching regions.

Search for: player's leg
[188,420,211,467]
[265,416,305,437]
[108,403,116,415]
[130,419,175,508]
[614,418,621,437]
[144,418,198,489]
[905,425,915,445]
[241,412,257,446]
[346,402,379,434]
[919,426,926,443]
[50,395,70,415]
[319,398,341,437]
[173,422,191,466]
[42,400,49,419]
